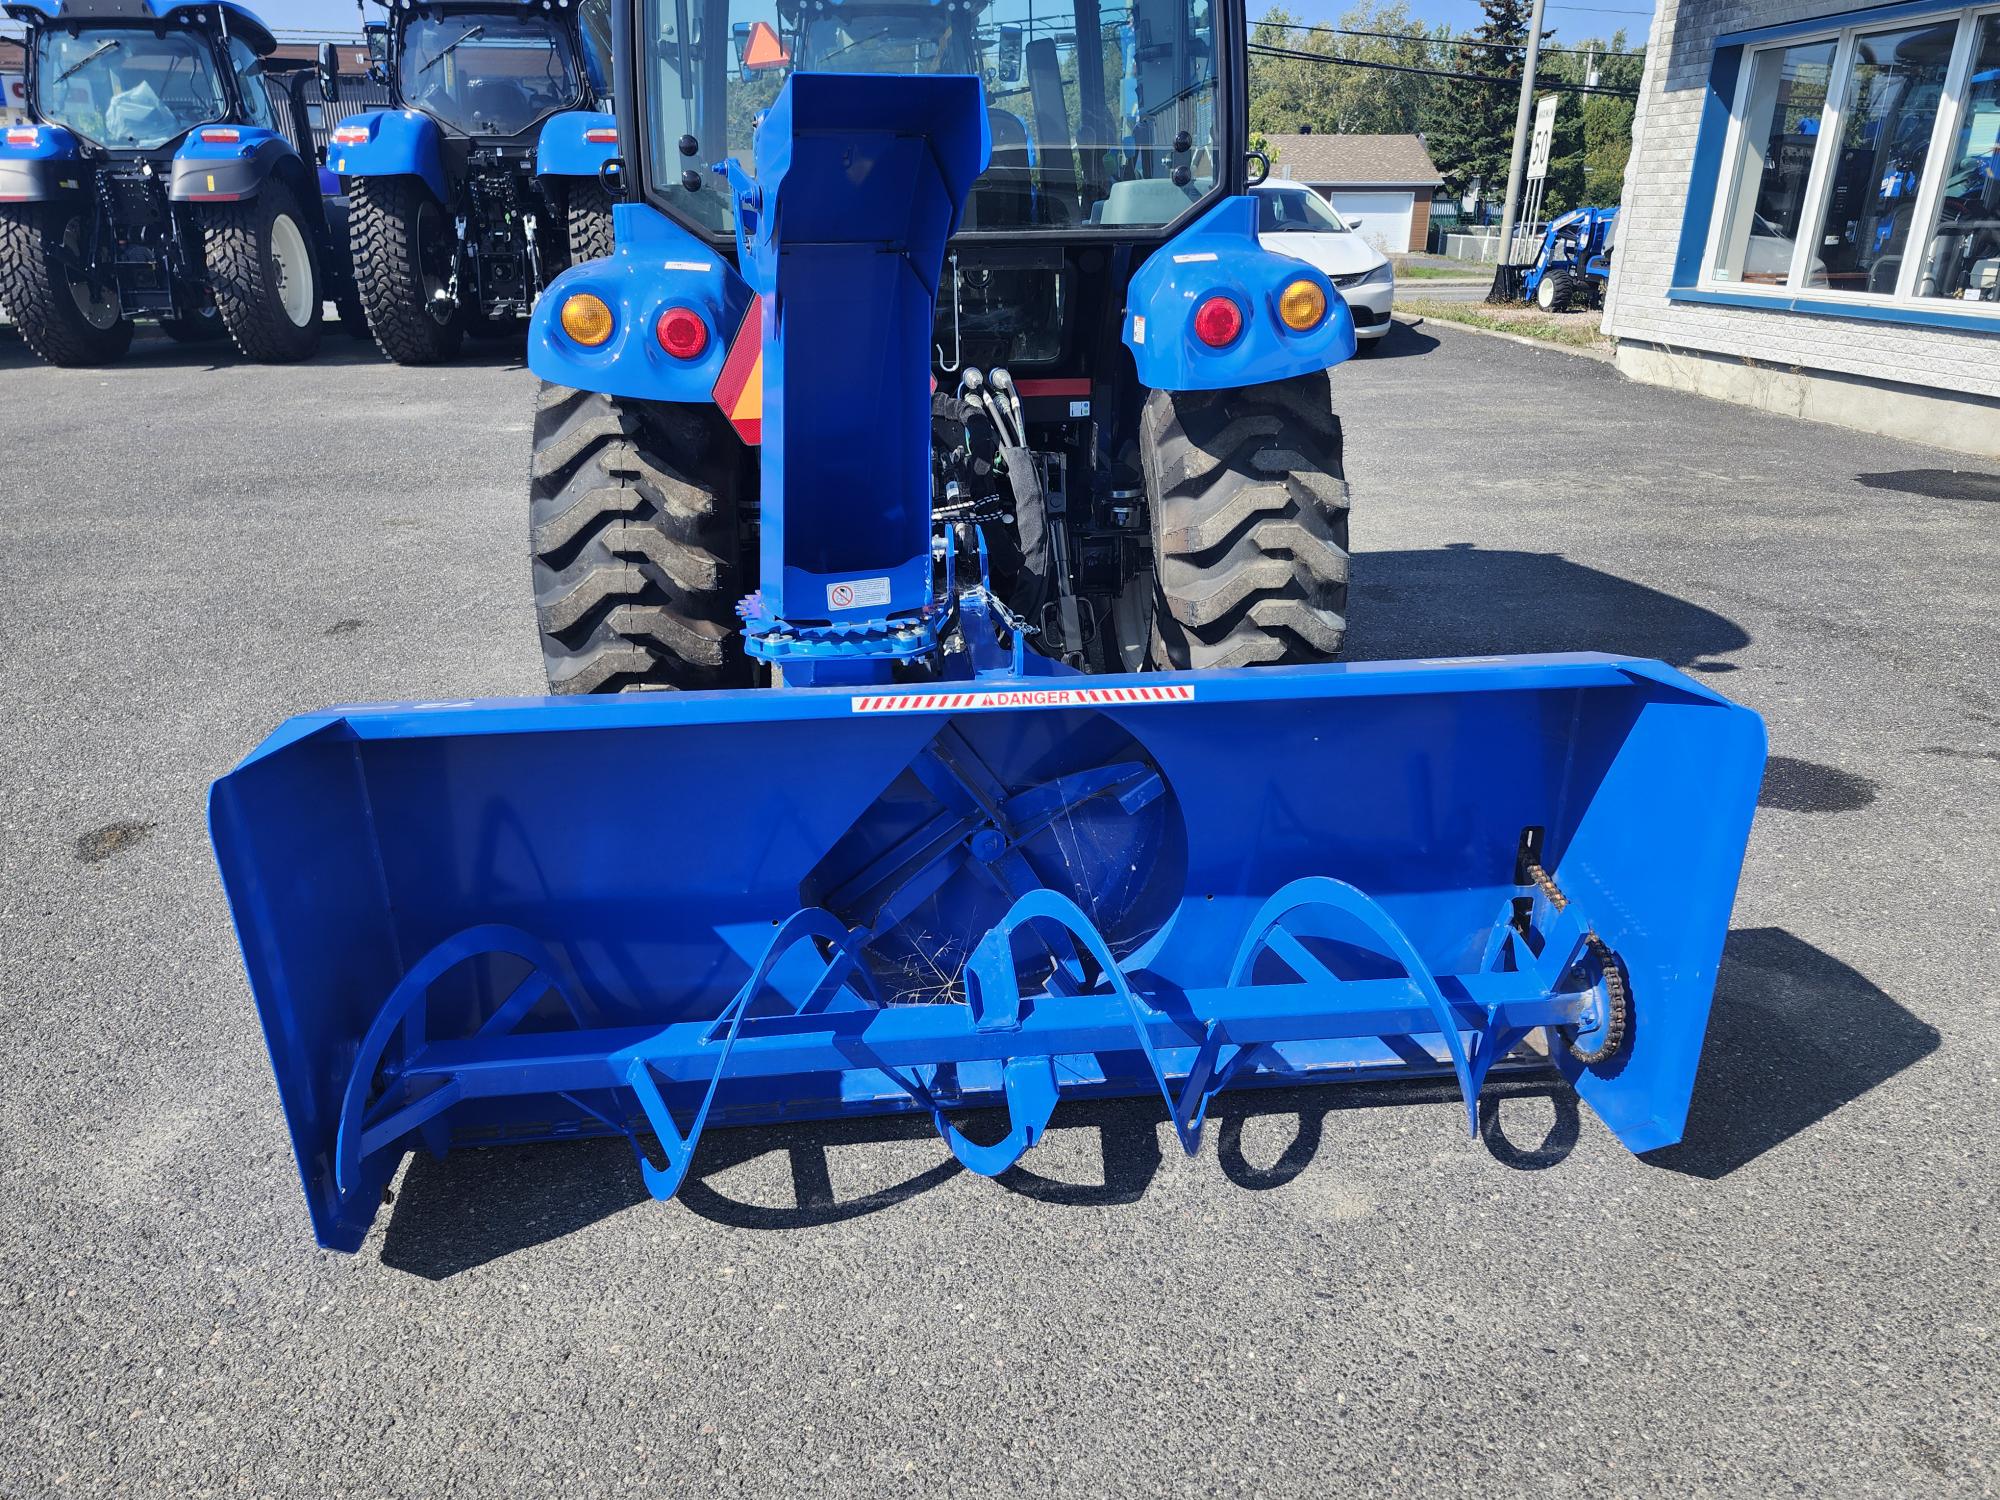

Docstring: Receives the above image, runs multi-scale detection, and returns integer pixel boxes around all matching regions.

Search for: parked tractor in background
[325,0,619,363]
[1522,205,1616,313]
[0,0,354,364]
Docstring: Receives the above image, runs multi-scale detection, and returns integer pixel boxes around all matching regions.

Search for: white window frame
[1698,1,2000,321]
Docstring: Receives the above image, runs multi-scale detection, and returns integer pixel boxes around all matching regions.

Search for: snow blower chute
[211,70,1765,1252]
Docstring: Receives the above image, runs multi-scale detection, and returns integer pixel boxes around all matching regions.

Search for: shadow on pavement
[379,1068,1573,1276]
[1643,927,1940,1180]
[1359,319,1439,359]
[1344,543,1753,666]
[0,327,525,373]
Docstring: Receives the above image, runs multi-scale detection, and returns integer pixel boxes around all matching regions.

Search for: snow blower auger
[211,65,1765,1252]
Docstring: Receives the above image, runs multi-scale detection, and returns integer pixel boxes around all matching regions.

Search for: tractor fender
[535,109,618,179]
[1121,194,1356,392]
[168,129,297,204]
[528,200,754,407]
[326,110,450,206]
[0,123,89,203]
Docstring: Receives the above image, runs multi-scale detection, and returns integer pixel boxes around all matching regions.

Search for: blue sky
[17,0,1655,53]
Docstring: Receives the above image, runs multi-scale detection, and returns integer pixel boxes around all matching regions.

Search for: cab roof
[3,0,280,53]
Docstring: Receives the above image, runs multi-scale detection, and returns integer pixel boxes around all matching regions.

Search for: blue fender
[1122,194,1355,392]
[0,122,88,202]
[528,201,754,406]
[326,109,449,206]
[535,109,618,180]
[168,126,298,203]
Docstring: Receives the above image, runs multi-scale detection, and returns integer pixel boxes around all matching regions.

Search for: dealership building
[1604,0,2000,457]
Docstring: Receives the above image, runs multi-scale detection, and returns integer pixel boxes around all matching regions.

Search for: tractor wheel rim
[1537,279,1555,309]
[62,217,119,330]
[270,213,315,328]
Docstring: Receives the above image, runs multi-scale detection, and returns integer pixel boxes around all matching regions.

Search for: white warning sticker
[826,576,891,611]
[852,684,1196,713]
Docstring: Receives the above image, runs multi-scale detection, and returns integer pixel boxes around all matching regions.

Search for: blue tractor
[325,0,620,362]
[0,0,353,364]
[525,0,1361,691]
[1521,204,1617,313]
[208,1,1769,1251]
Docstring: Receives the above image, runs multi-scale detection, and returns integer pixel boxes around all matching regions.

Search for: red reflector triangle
[711,298,764,446]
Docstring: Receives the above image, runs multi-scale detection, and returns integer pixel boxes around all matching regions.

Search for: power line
[1247,41,1641,96]
[1255,21,1644,60]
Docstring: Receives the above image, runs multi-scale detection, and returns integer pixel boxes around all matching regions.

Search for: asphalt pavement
[1,320,1995,1498]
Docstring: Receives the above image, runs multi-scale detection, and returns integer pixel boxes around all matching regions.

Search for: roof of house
[1262,133,1444,188]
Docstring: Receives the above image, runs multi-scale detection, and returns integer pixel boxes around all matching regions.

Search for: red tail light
[584,128,618,144]
[200,128,241,144]
[656,306,709,360]
[1192,296,1243,349]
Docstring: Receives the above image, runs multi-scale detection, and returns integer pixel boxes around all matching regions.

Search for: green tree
[1420,0,1535,219]
[1249,3,1439,137]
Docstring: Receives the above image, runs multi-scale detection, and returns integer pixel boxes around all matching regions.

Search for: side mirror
[997,25,1022,83]
[316,41,340,104]
[1345,216,1364,228]
[364,23,391,87]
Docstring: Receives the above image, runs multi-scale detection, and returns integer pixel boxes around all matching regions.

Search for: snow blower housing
[212,27,1766,1251]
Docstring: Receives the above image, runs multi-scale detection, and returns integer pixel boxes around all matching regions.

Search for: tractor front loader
[211,1,1766,1253]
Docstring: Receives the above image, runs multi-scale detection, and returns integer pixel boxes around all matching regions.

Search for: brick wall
[1603,0,2000,400]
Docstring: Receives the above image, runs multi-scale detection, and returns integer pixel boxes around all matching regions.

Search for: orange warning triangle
[742,20,791,71]
[711,298,764,445]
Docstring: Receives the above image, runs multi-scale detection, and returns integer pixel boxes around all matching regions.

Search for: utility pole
[1487,0,1551,302]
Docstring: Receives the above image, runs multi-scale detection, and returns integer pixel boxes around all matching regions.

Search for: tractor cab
[379,1,596,145]
[0,0,348,362]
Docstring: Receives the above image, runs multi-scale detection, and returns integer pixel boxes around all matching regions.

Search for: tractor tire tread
[1143,371,1350,671]
[202,180,322,362]
[0,203,133,367]
[567,180,615,264]
[350,176,462,365]
[530,384,750,693]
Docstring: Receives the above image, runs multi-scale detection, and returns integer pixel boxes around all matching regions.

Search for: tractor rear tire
[530,383,754,693]
[1535,270,1577,313]
[202,180,323,362]
[0,202,133,367]
[1142,371,1350,670]
[350,176,463,365]
[567,181,615,264]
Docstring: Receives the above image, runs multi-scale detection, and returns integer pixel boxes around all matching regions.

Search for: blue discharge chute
[211,655,1764,1252]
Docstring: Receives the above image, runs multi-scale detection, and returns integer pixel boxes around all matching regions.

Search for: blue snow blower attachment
[212,658,1764,1252]
[214,75,1765,1251]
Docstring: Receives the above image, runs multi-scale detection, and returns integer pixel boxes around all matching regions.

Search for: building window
[1710,40,1835,286]
[1702,3,2000,316]
[1915,13,2000,301]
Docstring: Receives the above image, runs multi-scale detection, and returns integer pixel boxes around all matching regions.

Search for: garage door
[1328,191,1415,255]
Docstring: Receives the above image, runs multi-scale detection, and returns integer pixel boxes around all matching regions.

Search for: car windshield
[643,0,1222,234]
[32,26,229,150]
[1257,186,1345,233]
[398,12,581,137]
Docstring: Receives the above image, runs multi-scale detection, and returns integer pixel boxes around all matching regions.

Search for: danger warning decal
[712,297,763,445]
[852,684,1197,713]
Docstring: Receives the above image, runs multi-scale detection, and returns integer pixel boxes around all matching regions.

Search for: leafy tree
[1249,3,1439,138]
[1420,0,1534,219]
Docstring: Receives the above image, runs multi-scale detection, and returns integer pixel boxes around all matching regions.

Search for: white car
[1253,183,1395,351]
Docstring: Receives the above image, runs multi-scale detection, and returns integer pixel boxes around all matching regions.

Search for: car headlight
[1359,261,1395,288]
